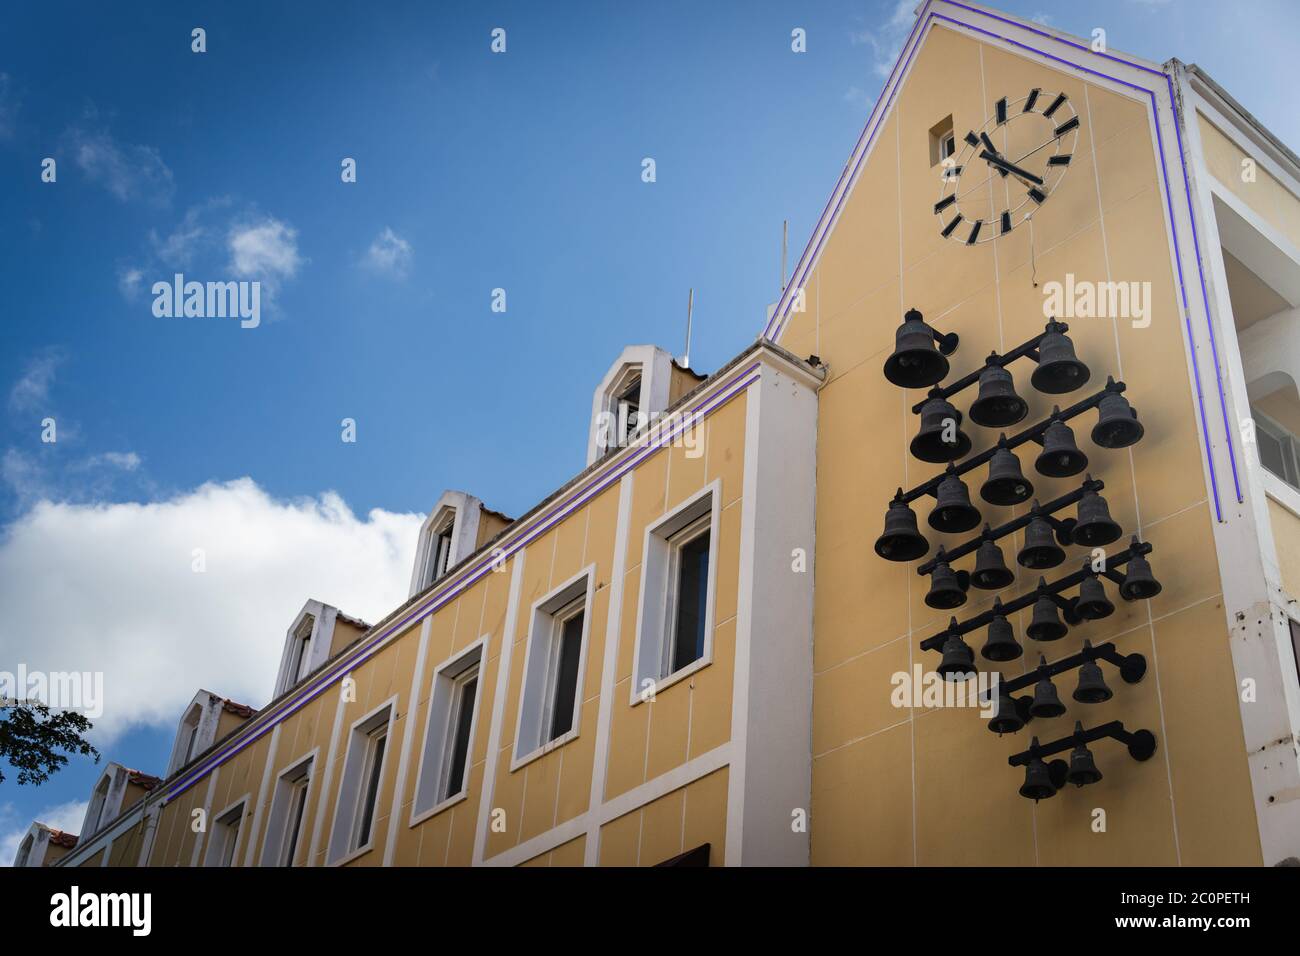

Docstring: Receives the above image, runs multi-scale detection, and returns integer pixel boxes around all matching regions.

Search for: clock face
[933,89,1081,245]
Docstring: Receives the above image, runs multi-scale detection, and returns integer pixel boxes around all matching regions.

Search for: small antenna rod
[683,288,694,369]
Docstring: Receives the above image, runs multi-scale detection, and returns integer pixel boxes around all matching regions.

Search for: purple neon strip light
[159,365,763,802]
[764,0,1238,522]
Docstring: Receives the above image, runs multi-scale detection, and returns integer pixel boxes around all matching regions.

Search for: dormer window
[289,615,314,683]
[408,491,488,598]
[587,346,681,465]
[166,690,248,775]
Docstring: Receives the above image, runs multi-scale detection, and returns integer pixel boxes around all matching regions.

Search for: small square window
[514,573,592,764]
[1253,409,1300,489]
[929,115,956,167]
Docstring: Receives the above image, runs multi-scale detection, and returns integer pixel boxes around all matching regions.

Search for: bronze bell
[1035,417,1089,478]
[1017,513,1066,570]
[936,630,977,681]
[1030,319,1090,394]
[874,494,930,562]
[1066,722,1104,786]
[988,691,1026,735]
[1029,658,1067,717]
[969,363,1029,428]
[928,470,982,534]
[884,309,955,389]
[925,556,969,609]
[1019,744,1060,801]
[981,601,1022,662]
[911,397,972,463]
[971,530,1015,590]
[1074,575,1115,620]
[1120,552,1162,601]
[1073,643,1113,703]
[1092,389,1145,449]
[1026,589,1068,642]
[1072,488,1122,547]
[981,439,1034,506]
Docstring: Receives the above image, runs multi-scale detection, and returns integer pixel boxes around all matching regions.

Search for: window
[616,374,642,448]
[1254,409,1300,489]
[419,510,458,589]
[633,486,719,700]
[261,757,313,866]
[667,514,711,674]
[205,803,245,867]
[288,616,314,684]
[328,703,394,863]
[353,726,388,850]
[413,643,484,818]
[86,776,111,833]
[929,115,956,167]
[515,572,592,764]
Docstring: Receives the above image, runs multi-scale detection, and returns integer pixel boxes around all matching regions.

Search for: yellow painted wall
[783,23,1259,865]
[1268,498,1300,599]
[597,767,729,866]
[1198,114,1300,251]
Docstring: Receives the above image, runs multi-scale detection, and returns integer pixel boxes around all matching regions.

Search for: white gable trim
[408,490,483,598]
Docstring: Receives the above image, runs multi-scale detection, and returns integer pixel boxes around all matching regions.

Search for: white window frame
[274,601,339,696]
[408,491,484,598]
[586,346,674,465]
[511,566,595,770]
[259,749,318,867]
[203,797,248,867]
[15,835,33,868]
[630,481,721,706]
[1254,407,1300,489]
[410,638,487,825]
[326,698,396,866]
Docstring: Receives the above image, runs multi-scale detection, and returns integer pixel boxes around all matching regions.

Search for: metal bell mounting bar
[896,377,1133,506]
[883,308,961,390]
[916,477,1101,576]
[1011,721,1157,801]
[909,317,1086,420]
[983,639,1147,735]
[918,538,1156,654]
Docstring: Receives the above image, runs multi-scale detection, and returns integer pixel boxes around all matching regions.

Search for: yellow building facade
[21,1,1300,867]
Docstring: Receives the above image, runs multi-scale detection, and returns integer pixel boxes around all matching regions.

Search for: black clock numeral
[1000,210,1012,234]
[967,220,983,245]
[934,194,957,214]
[1047,154,1072,166]
[995,97,1008,124]
[1028,187,1047,204]
[941,214,964,237]
[1054,116,1080,137]
[964,131,981,147]
[1024,88,1040,112]
[1043,92,1068,118]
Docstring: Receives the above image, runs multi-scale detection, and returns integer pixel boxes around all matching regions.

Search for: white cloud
[8,350,64,415]
[0,799,87,866]
[66,126,174,205]
[0,479,422,743]
[228,218,303,283]
[1031,12,1053,26]
[849,0,916,79]
[361,226,413,279]
[118,266,144,299]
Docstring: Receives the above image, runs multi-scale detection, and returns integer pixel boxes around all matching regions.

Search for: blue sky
[1,0,1296,856]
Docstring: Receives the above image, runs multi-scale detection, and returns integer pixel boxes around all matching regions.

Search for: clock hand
[978,133,1010,178]
[977,150,1045,186]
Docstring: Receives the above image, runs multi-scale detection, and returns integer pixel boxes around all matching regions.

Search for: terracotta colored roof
[221,698,256,718]
[126,770,162,790]
[47,829,78,848]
